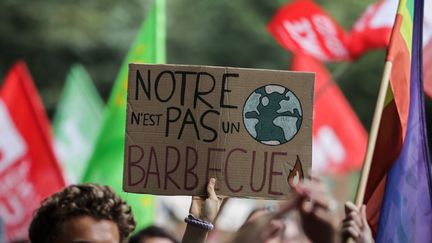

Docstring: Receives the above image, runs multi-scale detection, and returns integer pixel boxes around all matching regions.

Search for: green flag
[53,64,104,183]
[83,0,165,229]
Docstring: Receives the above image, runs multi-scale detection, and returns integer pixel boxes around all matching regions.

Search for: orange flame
[288,156,304,187]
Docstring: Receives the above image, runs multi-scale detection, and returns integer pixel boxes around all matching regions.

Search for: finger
[301,199,314,214]
[207,178,218,200]
[273,197,301,219]
[342,220,361,234]
[291,180,305,195]
[360,205,368,228]
[347,211,362,227]
[292,182,312,198]
[343,226,360,239]
[344,201,358,215]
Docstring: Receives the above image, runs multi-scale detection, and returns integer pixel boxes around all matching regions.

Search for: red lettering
[224,148,246,193]
[0,195,25,225]
[250,151,268,192]
[268,152,286,195]
[164,146,180,190]
[206,148,224,191]
[127,145,146,186]
[144,147,161,188]
[184,146,198,190]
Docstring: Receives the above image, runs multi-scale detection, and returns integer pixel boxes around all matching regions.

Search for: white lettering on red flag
[0,63,65,241]
[268,0,350,61]
[0,101,27,173]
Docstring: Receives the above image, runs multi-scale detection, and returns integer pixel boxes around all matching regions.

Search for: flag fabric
[291,54,367,173]
[83,0,166,229]
[425,40,432,97]
[53,64,104,183]
[346,0,398,59]
[347,0,432,98]
[267,0,350,62]
[0,62,65,241]
[364,0,432,241]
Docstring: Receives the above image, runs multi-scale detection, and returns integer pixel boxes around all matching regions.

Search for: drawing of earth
[243,84,302,145]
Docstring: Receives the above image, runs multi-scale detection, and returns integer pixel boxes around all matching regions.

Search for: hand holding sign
[189,178,223,223]
[182,178,223,243]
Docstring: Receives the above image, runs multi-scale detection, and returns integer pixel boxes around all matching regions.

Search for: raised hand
[341,202,374,243]
[189,178,223,223]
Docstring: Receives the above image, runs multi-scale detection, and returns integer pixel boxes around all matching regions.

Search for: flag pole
[354,61,393,207]
[345,61,392,243]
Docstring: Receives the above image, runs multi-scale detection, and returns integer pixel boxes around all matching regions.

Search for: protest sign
[123,64,314,199]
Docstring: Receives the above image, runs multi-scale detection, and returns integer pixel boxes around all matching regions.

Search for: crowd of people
[20,175,373,243]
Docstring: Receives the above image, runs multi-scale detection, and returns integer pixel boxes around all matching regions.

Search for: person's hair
[129,225,179,243]
[29,183,136,243]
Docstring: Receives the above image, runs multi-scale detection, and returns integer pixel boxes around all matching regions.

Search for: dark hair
[129,226,179,243]
[29,184,136,243]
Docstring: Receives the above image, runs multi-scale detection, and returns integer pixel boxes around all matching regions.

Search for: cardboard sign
[123,64,314,199]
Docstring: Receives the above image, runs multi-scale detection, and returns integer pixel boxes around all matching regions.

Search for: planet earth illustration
[243,84,302,145]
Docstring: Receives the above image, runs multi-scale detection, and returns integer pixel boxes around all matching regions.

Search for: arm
[181,178,222,243]
[181,224,209,243]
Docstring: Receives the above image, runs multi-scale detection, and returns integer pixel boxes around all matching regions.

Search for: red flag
[0,62,65,241]
[346,0,398,59]
[291,54,367,173]
[268,0,350,62]
[425,40,432,98]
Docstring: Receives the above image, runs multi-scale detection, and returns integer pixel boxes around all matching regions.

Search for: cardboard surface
[124,64,314,199]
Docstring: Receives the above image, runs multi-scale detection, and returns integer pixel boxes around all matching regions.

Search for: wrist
[184,214,214,231]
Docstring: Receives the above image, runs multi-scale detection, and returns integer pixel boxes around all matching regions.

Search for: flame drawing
[288,156,304,187]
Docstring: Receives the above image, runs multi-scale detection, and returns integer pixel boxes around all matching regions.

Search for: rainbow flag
[364,0,432,241]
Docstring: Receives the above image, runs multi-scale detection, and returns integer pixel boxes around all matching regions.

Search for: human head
[29,183,136,243]
[129,226,179,243]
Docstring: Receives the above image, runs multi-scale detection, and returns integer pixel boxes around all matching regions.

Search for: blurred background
[0,0,390,128]
[1,0,431,241]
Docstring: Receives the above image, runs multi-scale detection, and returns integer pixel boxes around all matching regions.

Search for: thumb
[207,178,218,200]
[344,201,358,216]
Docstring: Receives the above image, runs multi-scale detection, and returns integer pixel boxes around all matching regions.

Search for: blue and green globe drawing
[243,84,302,146]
